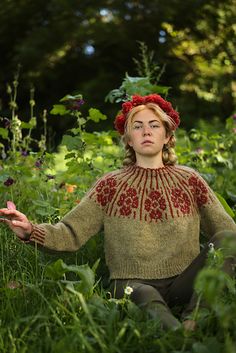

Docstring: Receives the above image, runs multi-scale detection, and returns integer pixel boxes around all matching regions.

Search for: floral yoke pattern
[88,166,213,223]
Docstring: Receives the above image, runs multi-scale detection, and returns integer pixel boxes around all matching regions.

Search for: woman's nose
[143,126,151,135]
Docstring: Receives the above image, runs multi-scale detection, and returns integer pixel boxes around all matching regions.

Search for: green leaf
[50,104,69,115]
[61,134,84,151]
[88,108,107,123]
[0,127,8,139]
[21,117,37,129]
[45,259,67,280]
[215,192,235,218]
[45,260,95,295]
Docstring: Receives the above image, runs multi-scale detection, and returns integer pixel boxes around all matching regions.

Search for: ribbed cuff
[22,223,46,245]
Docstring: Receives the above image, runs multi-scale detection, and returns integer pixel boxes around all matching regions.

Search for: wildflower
[67,99,85,111]
[66,184,77,193]
[124,286,133,296]
[4,177,14,186]
[232,114,236,121]
[35,159,43,168]
[208,242,215,253]
[62,94,85,111]
[21,150,28,157]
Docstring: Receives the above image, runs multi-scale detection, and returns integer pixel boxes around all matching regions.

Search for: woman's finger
[0,209,26,220]
[6,201,16,210]
[11,220,30,230]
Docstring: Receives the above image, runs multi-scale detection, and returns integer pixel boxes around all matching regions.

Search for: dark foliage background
[0,0,235,147]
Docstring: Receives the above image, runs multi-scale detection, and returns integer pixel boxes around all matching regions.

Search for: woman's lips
[142,140,154,145]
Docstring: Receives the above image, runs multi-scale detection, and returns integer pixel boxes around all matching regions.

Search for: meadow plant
[0,71,236,352]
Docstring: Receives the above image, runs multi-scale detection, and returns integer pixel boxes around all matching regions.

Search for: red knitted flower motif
[188,176,208,207]
[96,177,117,207]
[114,94,180,135]
[144,190,166,220]
[117,187,139,216]
[171,188,191,214]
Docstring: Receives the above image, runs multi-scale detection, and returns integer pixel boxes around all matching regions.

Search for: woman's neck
[135,155,164,169]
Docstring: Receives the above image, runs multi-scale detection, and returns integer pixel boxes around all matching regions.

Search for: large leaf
[45,259,95,295]
[61,134,84,151]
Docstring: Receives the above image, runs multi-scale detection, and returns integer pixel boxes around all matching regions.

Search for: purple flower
[4,177,14,186]
[65,99,85,111]
[21,150,28,157]
[35,159,43,168]
[232,114,236,120]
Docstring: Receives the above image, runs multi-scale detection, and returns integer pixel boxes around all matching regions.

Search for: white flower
[124,286,133,296]
[208,242,215,253]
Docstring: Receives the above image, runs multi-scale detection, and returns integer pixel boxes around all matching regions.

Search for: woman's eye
[150,124,159,128]
[133,125,141,129]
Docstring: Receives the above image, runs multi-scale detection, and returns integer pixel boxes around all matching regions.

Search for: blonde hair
[122,103,177,166]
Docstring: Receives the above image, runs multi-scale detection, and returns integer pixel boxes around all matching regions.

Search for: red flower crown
[114,94,180,135]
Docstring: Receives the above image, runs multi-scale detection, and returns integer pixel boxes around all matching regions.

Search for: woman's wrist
[23,222,33,241]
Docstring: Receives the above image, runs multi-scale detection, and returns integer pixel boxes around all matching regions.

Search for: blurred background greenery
[0,0,235,148]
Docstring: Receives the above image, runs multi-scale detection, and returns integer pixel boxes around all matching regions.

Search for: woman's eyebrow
[133,119,160,124]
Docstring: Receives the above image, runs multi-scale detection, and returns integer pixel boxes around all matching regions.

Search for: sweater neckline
[127,164,172,177]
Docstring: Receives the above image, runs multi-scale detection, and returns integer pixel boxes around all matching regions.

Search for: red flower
[114,114,126,135]
[122,101,133,114]
[114,93,180,135]
[131,95,144,106]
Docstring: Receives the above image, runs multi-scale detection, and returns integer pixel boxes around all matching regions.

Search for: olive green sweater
[29,165,236,279]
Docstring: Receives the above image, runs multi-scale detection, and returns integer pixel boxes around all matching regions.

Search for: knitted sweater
[29,165,236,279]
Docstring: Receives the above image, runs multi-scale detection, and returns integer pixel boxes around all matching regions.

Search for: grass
[1,229,236,353]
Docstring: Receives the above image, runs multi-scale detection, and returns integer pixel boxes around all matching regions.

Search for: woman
[1,94,236,331]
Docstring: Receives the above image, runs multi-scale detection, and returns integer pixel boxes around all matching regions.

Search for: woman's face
[127,108,170,159]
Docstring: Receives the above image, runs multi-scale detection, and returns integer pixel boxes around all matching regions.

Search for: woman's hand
[0,203,32,240]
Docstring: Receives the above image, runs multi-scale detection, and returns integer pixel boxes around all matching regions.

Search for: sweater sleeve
[191,171,236,237]
[28,195,104,252]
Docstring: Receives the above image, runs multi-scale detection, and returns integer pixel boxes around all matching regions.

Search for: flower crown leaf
[114,94,180,135]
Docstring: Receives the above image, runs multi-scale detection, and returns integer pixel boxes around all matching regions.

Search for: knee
[130,283,163,306]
